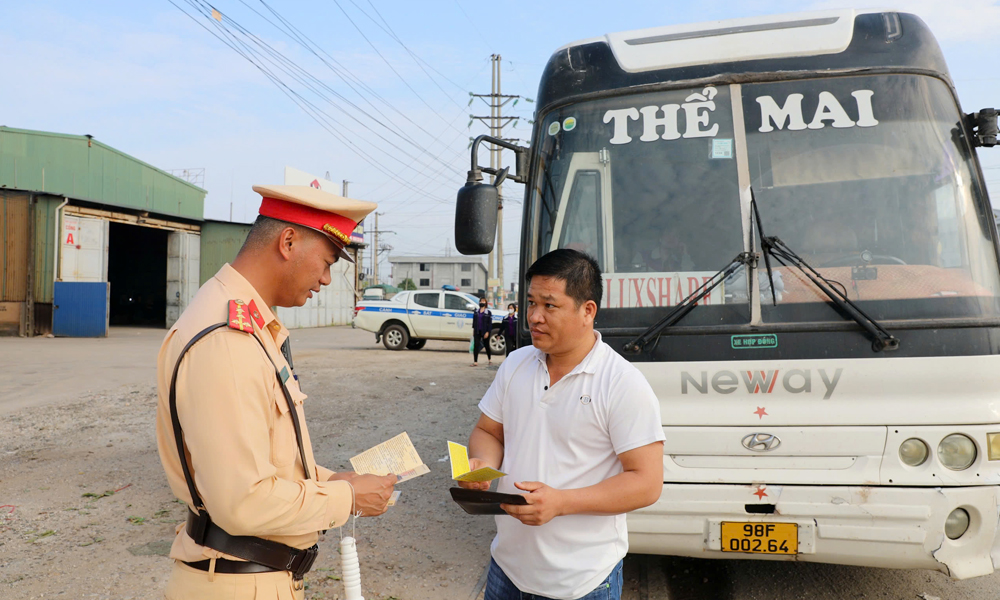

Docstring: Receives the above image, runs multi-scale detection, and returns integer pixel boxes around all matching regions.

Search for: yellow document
[350,432,430,483]
[448,441,506,482]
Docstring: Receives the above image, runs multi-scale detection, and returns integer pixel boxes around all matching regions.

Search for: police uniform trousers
[164,561,305,600]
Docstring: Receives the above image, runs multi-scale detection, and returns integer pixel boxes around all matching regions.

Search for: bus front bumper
[627,483,1000,579]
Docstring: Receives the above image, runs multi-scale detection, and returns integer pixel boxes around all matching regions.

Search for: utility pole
[342,179,363,295]
[373,212,381,285]
[470,54,521,305]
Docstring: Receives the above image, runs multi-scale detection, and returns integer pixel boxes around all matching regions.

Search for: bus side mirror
[968,109,998,147]
[455,181,499,255]
[456,134,526,255]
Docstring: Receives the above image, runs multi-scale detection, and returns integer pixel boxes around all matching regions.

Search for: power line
[330,0,464,134]
[174,1,468,203]
[212,1,462,177]
[356,0,469,100]
[452,0,493,54]
[244,0,493,209]
[170,0,453,202]
[251,0,465,155]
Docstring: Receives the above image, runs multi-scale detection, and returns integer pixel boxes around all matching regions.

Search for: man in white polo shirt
[459,249,665,600]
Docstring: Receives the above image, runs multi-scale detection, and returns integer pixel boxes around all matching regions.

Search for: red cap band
[258,197,357,245]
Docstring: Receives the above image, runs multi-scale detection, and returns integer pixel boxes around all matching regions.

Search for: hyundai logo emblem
[742,433,781,452]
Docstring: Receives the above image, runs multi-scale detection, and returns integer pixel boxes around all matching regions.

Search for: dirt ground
[1,326,500,600]
[2,326,999,600]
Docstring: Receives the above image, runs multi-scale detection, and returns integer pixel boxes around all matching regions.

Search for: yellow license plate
[721,522,798,555]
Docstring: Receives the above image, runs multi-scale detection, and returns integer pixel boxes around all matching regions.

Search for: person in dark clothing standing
[472,299,493,366]
[501,303,517,356]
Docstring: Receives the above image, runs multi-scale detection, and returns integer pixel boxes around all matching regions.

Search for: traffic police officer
[155,185,396,599]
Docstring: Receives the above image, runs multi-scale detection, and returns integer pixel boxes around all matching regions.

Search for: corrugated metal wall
[0,127,205,221]
[199,221,252,285]
[32,196,60,304]
[276,257,357,328]
[1,191,30,302]
[201,221,359,328]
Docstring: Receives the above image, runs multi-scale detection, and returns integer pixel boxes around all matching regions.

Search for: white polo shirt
[478,331,665,599]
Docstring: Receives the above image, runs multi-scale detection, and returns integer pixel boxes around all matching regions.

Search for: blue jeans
[484,557,624,600]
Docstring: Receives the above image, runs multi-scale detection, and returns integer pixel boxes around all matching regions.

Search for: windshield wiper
[751,189,777,307]
[622,253,756,354]
[751,192,899,352]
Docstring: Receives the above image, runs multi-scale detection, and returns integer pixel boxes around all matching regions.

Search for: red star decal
[753,486,768,500]
[753,406,768,419]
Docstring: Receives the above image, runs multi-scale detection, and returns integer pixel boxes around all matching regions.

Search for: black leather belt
[185,509,319,581]
[184,558,281,574]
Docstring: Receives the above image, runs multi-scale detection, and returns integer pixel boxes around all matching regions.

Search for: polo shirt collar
[215,263,286,340]
[534,331,605,376]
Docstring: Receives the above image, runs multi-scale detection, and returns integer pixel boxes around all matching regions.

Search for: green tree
[399,278,417,291]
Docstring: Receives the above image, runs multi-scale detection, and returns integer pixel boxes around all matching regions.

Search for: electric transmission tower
[469,54,526,304]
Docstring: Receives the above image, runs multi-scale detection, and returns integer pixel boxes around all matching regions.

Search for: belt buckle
[185,508,210,546]
[288,544,319,582]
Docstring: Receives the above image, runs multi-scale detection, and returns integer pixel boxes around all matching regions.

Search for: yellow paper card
[448,441,506,482]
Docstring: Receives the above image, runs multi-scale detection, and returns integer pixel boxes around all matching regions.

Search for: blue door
[53,282,109,337]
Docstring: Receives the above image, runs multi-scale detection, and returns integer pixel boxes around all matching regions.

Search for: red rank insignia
[247,299,265,330]
[228,300,254,333]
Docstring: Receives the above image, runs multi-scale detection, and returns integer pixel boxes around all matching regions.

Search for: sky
[4,0,1000,286]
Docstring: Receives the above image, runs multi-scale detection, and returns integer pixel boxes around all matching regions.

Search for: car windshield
[527,74,1000,328]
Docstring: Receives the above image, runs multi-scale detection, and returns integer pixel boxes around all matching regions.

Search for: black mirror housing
[455,182,499,255]
[968,108,999,147]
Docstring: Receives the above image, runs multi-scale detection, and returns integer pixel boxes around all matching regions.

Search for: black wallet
[449,487,528,515]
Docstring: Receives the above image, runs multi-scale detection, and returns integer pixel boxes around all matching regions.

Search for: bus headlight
[938,434,977,470]
[898,438,929,466]
[987,432,1000,461]
[945,508,970,540]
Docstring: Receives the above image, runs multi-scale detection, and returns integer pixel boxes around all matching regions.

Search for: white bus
[455,10,1000,579]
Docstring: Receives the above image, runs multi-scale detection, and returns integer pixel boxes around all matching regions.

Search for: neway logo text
[681,368,843,399]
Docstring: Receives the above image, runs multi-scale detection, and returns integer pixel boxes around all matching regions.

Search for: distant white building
[389,256,487,293]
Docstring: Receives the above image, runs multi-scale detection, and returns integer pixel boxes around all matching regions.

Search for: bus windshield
[530,84,748,329]
[528,74,1000,328]
[746,74,1000,322]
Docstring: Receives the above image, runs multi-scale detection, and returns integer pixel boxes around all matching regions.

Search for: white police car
[353,290,505,351]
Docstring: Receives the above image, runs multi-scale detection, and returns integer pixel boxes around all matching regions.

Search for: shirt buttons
[544,386,549,390]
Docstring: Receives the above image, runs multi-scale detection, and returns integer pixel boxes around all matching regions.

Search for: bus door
[548,151,615,271]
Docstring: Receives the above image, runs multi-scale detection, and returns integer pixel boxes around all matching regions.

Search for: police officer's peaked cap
[253,184,377,263]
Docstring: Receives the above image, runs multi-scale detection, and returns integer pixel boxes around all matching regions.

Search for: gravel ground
[0,327,501,600]
[2,326,999,600]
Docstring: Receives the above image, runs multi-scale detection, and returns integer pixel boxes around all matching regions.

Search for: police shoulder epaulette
[247,299,265,330]
[228,299,254,333]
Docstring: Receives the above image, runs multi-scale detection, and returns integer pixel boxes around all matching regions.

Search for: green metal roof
[0,126,205,221]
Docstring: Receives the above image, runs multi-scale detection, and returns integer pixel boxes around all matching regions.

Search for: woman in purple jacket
[472,299,493,366]
[501,303,517,356]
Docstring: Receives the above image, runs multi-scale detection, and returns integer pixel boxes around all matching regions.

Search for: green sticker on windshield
[548,122,561,136]
[711,138,733,159]
[732,334,777,349]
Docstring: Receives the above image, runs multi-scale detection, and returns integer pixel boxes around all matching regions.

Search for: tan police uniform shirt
[155,263,353,563]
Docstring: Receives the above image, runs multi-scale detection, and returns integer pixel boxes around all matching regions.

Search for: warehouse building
[389,255,487,293]
[0,127,363,336]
